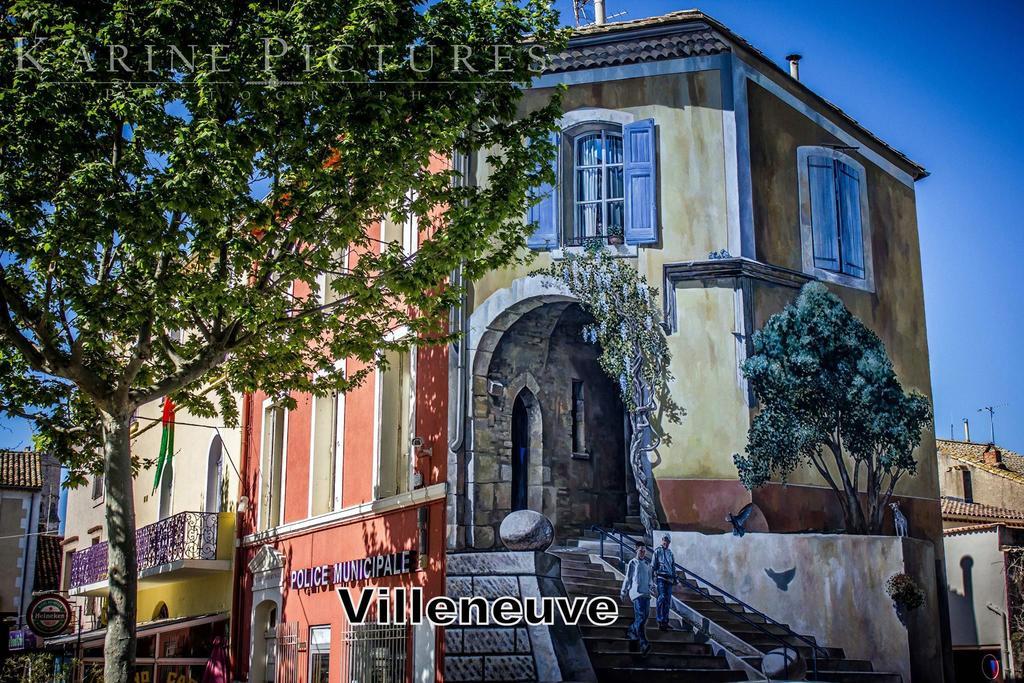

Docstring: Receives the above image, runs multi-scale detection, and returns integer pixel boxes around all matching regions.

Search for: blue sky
[2,0,1023,453]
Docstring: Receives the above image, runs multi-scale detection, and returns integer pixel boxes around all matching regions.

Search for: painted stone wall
[471,302,628,547]
[669,530,943,683]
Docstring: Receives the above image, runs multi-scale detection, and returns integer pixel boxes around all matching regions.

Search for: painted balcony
[69,511,234,596]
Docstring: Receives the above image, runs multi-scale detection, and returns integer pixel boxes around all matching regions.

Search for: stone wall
[668,530,944,683]
[444,551,595,682]
[469,302,629,548]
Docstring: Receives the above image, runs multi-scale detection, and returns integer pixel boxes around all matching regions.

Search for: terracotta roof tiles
[0,450,44,489]
[941,496,1024,522]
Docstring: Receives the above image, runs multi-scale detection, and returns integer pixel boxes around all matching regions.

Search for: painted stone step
[808,672,902,683]
[578,625,701,643]
[584,637,711,655]
[588,651,732,669]
[742,656,874,673]
[594,666,747,682]
[746,640,845,660]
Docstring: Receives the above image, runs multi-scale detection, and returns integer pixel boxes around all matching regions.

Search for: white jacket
[620,557,653,601]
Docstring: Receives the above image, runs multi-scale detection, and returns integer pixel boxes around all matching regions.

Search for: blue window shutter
[623,119,658,245]
[526,130,560,250]
[807,155,839,271]
[836,160,864,278]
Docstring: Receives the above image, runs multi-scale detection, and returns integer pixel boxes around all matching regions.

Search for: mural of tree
[734,282,932,535]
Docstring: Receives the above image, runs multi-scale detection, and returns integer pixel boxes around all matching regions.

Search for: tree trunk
[842,485,868,534]
[102,411,138,683]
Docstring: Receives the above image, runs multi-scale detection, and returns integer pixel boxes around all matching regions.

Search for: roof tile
[0,450,43,489]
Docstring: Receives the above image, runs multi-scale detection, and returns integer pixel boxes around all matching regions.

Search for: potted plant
[607,224,624,245]
[886,572,925,624]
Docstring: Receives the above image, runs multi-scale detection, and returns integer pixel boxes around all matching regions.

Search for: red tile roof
[944,522,1024,537]
[941,496,1024,521]
[34,534,63,592]
[937,438,1024,486]
[0,450,43,489]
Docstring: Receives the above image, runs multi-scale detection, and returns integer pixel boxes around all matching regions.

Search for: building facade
[0,449,62,658]
[233,9,949,683]
[455,8,940,548]
[53,396,242,682]
[231,157,450,683]
[939,437,1024,681]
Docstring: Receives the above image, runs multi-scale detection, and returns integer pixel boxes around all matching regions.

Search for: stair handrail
[591,525,828,678]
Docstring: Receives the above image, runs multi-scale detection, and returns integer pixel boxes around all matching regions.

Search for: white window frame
[307,359,348,517]
[403,189,419,256]
[258,398,289,531]
[797,146,875,292]
[308,624,331,683]
[570,127,625,243]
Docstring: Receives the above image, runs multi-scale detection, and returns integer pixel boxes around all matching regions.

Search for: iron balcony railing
[562,232,624,248]
[591,525,830,679]
[70,511,220,588]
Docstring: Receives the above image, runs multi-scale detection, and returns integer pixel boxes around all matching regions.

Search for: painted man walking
[620,540,653,655]
[652,534,677,630]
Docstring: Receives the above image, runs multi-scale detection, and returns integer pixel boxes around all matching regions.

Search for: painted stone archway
[457,282,633,549]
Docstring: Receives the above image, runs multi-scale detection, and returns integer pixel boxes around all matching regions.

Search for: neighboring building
[233,158,449,683]
[944,524,1024,683]
[939,438,1024,681]
[236,8,947,683]
[938,438,1024,513]
[50,396,242,682]
[0,449,62,659]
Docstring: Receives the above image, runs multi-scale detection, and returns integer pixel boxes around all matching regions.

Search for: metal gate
[275,621,300,683]
[341,621,409,683]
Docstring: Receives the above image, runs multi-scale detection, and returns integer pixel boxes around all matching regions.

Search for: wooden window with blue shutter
[623,119,658,245]
[806,153,865,278]
[526,130,560,250]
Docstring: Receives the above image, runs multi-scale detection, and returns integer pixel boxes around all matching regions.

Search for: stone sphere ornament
[499,510,555,551]
[761,647,806,680]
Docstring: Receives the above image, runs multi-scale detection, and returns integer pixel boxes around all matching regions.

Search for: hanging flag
[152,397,176,493]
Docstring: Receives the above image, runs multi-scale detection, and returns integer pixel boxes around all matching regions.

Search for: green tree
[0,1,564,680]
[733,282,932,535]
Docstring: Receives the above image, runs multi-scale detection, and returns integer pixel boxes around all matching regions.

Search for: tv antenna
[572,0,626,27]
[977,403,1007,444]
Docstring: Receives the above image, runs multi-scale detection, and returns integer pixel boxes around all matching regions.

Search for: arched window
[206,436,224,513]
[563,124,624,245]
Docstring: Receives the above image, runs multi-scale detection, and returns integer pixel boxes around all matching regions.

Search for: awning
[44,611,228,648]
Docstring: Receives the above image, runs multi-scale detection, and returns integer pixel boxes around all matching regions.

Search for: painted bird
[726,503,755,537]
[765,567,797,591]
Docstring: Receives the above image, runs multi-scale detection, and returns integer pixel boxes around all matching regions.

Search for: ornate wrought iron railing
[563,232,624,248]
[69,511,220,588]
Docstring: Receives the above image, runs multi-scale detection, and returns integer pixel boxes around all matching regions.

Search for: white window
[308,625,331,683]
[374,350,412,500]
[570,126,624,244]
[403,189,419,255]
[259,404,287,530]
[309,370,346,517]
[797,146,874,291]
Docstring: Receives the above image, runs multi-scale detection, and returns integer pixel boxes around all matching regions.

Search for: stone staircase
[553,531,903,683]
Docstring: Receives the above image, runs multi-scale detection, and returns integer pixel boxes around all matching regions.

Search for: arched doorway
[511,391,531,511]
[468,300,631,547]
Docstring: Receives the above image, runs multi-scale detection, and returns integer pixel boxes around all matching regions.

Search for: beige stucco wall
[60,394,243,627]
[670,530,942,683]
[745,77,938,504]
[0,490,35,616]
[937,449,1024,513]
[944,528,1007,648]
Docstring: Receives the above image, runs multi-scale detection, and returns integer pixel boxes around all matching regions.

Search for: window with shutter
[623,118,658,245]
[526,130,560,250]
[798,147,872,290]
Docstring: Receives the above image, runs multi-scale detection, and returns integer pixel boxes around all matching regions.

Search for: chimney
[786,54,802,81]
[984,445,1003,468]
[963,418,971,442]
[594,0,606,25]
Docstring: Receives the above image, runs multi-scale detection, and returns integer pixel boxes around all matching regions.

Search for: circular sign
[982,653,1000,680]
[27,593,72,637]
